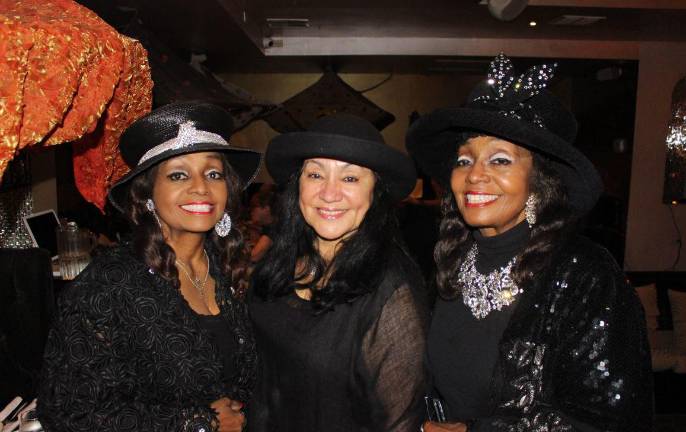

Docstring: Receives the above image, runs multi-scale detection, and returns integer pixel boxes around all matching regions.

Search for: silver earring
[146,199,163,228]
[525,194,538,226]
[215,212,232,237]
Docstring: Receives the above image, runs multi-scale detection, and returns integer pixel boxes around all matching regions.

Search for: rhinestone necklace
[176,249,210,300]
[458,243,521,319]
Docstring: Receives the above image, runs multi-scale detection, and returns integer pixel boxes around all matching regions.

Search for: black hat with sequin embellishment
[406,53,602,215]
[108,102,262,212]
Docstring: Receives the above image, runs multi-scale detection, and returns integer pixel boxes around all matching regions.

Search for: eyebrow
[304,160,354,169]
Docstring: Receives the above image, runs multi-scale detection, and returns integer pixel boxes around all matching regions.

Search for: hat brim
[406,107,602,214]
[266,132,416,201]
[108,143,262,213]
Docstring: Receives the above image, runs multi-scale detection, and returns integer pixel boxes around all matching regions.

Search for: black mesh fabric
[248,248,428,431]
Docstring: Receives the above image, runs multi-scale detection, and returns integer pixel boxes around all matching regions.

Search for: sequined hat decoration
[137,121,230,165]
[472,53,557,129]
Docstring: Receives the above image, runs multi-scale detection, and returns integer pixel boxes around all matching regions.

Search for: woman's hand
[423,421,468,432]
[210,397,245,432]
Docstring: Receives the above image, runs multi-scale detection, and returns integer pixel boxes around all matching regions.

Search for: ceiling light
[529,21,537,27]
[550,15,606,26]
[266,18,310,28]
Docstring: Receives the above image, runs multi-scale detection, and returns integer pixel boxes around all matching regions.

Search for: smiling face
[152,152,228,239]
[450,135,533,237]
[299,158,375,259]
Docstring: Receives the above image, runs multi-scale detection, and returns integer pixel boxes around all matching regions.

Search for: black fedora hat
[108,102,262,212]
[266,114,416,201]
[406,54,602,215]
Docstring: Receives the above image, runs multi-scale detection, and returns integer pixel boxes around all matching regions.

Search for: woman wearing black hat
[248,114,428,431]
[406,55,652,432]
[38,103,261,432]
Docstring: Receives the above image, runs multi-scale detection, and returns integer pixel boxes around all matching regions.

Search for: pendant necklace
[176,249,210,300]
[458,243,521,319]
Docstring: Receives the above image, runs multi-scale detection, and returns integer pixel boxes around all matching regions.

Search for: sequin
[138,122,229,165]
[473,53,557,131]
[476,236,653,430]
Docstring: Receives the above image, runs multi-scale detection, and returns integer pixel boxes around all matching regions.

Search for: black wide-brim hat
[406,54,602,215]
[266,114,416,201]
[108,102,262,212]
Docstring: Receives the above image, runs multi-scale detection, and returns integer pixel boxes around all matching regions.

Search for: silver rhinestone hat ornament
[472,53,557,129]
[138,121,230,165]
[458,243,521,319]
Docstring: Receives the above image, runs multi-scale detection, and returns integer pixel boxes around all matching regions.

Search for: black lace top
[37,244,256,432]
[248,247,429,432]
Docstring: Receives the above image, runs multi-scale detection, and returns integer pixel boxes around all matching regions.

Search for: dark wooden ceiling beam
[528,0,686,9]
[262,36,638,59]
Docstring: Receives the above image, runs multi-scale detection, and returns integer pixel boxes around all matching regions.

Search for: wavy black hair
[251,169,402,313]
[123,154,246,289]
[434,133,576,299]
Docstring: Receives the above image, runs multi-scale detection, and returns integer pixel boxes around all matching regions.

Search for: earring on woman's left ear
[525,194,538,226]
[215,212,232,237]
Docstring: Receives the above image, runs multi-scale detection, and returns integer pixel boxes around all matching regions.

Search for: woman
[406,54,653,431]
[38,103,261,432]
[249,114,428,431]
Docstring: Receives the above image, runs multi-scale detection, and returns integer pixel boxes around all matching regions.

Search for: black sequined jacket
[37,244,256,432]
[471,236,653,432]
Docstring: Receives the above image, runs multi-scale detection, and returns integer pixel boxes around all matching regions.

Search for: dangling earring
[215,212,232,237]
[525,194,538,227]
[146,198,163,228]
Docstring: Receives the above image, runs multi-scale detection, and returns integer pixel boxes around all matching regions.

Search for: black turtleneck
[427,221,530,422]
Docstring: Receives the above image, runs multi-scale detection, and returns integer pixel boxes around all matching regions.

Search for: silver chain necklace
[458,243,521,319]
[176,249,210,300]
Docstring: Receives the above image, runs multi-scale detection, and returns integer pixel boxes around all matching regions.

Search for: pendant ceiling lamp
[265,70,395,133]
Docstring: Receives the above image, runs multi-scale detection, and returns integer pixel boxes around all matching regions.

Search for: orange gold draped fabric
[0,0,153,210]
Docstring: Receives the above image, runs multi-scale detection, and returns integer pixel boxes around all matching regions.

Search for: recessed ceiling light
[266,18,310,28]
[529,21,537,27]
[550,15,606,26]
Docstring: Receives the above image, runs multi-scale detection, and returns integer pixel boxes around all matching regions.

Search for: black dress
[428,222,528,421]
[37,244,256,432]
[248,246,429,431]
[427,224,653,431]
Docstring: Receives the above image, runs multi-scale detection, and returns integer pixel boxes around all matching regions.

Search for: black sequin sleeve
[472,244,652,432]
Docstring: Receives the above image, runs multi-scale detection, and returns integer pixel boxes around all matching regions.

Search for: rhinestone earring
[146,198,163,228]
[525,194,538,226]
[215,212,232,237]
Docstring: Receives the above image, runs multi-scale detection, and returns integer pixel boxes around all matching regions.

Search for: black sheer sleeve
[358,284,428,432]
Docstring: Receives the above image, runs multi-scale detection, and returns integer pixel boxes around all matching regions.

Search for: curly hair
[123,154,247,290]
[251,169,404,313]
[434,134,576,300]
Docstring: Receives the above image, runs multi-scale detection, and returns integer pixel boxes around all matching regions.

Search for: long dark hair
[251,169,401,313]
[434,134,576,299]
[124,153,246,289]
